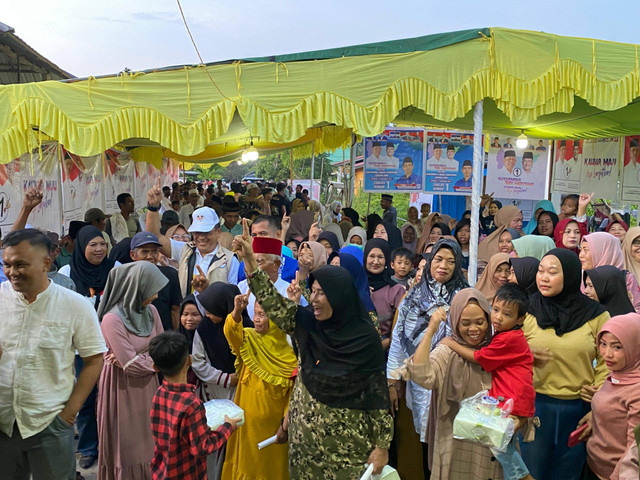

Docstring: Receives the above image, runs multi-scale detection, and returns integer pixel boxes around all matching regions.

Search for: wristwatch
[147,203,160,212]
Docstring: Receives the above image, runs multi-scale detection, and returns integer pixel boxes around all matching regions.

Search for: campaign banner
[622,135,640,202]
[104,149,136,213]
[0,158,23,234]
[293,179,321,201]
[425,130,474,196]
[61,147,104,225]
[552,139,583,194]
[363,128,424,192]
[486,138,549,200]
[579,138,620,199]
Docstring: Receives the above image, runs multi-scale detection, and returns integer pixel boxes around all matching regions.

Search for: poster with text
[622,135,640,202]
[425,130,474,196]
[552,140,583,194]
[363,128,424,192]
[579,138,620,200]
[61,147,104,225]
[486,138,549,200]
[104,149,136,213]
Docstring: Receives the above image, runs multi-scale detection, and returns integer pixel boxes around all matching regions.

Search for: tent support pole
[310,143,315,201]
[468,100,484,287]
[289,148,294,185]
[349,132,356,207]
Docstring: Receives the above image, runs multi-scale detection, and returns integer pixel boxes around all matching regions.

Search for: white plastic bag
[452,390,514,452]
[360,464,401,480]
[204,399,244,430]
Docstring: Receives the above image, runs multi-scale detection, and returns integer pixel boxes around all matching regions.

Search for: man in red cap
[238,236,306,318]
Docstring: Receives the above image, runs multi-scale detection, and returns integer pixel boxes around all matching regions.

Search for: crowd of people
[1,176,639,480]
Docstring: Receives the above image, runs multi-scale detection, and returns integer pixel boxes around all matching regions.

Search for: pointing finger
[196,265,205,277]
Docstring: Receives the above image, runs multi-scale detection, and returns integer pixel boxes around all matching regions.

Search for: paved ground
[74,430,97,480]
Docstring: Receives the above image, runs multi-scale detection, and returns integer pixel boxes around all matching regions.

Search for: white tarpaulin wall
[0,143,179,236]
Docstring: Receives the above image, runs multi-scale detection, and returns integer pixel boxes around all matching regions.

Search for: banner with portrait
[424,130,475,196]
[104,149,136,213]
[61,147,104,225]
[486,138,549,200]
[552,139,583,194]
[363,128,424,192]
[621,135,640,202]
[578,138,620,199]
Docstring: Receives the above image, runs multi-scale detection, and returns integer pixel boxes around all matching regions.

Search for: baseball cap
[84,208,110,224]
[188,207,220,233]
[161,210,179,225]
[130,232,162,250]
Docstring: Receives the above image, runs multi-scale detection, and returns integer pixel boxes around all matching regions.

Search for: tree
[222,160,253,182]
[192,163,224,181]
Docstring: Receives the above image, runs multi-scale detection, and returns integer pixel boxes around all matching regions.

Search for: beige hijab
[622,226,640,282]
[300,241,328,272]
[474,252,511,303]
[477,205,521,263]
[416,212,441,253]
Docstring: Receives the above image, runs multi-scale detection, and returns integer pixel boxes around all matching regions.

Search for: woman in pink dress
[96,262,169,480]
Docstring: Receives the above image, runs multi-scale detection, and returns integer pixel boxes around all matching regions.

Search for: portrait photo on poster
[424,130,475,196]
[363,128,424,192]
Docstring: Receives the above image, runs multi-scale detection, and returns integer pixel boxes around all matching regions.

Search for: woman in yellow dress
[222,238,297,480]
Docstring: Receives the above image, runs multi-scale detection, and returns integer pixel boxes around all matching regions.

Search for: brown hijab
[426,287,493,466]
[300,241,328,271]
[475,253,512,303]
[417,212,441,253]
[622,226,640,282]
[477,205,521,263]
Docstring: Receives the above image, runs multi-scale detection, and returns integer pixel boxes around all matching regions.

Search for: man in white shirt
[624,138,640,185]
[426,144,459,172]
[178,189,201,229]
[104,193,141,244]
[0,229,106,479]
[365,140,398,170]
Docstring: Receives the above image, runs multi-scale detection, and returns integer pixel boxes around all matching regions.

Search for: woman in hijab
[108,237,134,265]
[532,211,559,237]
[340,244,365,265]
[317,231,341,257]
[474,252,511,303]
[239,236,393,479]
[583,266,635,317]
[406,206,423,234]
[342,207,362,227]
[521,249,610,480]
[606,216,629,243]
[387,238,468,477]
[480,199,502,234]
[498,228,520,255]
[511,235,556,260]
[344,226,367,247]
[60,225,115,308]
[508,257,540,295]
[330,251,377,323]
[222,295,297,480]
[454,219,471,271]
[178,295,202,385]
[324,200,342,224]
[285,239,300,259]
[96,262,169,480]
[395,288,500,480]
[401,223,419,254]
[290,198,306,214]
[192,283,253,480]
[623,226,640,282]
[296,241,329,302]
[366,213,383,240]
[286,202,317,242]
[477,205,524,265]
[364,239,406,349]
[553,218,586,254]
[321,222,345,245]
[580,231,640,311]
[373,221,403,251]
[416,212,441,252]
[523,199,556,234]
[578,314,640,480]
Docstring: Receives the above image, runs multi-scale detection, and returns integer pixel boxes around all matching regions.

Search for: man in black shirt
[129,232,182,331]
[270,182,291,219]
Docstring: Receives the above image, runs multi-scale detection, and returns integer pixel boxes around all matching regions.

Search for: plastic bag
[360,464,401,480]
[204,399,244,430]
[452,390,514,452]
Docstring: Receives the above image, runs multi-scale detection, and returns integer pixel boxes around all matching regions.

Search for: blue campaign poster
[424,130,475,196]
[363,128,424,192]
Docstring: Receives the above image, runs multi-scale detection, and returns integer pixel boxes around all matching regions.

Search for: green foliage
[192,163,224,180]
[350,188,412,224]
[221,160,253,181]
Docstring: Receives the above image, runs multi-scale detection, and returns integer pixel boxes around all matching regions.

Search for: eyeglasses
[171,234,191,241]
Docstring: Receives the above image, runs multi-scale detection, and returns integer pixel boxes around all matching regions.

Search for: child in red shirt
[149,331,242,480]
[442,284,535,480]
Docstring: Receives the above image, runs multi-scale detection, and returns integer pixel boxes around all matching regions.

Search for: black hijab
[584,266,635,317]
[381,221,403,251]
[366,213,383,240]
[70,226,115,299]
[296,265,389,410]
[178,295,200,353]
[317,231,341,253]
[532,211,560,237]
[108,237,134,265]
[342,207,362,227]
[431,222,452,237]
[197,283,253,373]
[510,257,540,295]
[364,238,395,291]
[529,249,607,335]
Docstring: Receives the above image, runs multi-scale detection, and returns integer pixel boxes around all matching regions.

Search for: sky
[3,0,639,78]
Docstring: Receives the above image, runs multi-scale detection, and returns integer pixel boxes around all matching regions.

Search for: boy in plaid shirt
[149,331,241,479]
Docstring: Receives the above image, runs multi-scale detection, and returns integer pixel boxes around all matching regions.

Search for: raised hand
[308,222,321,242]
[22,179,44,210]
[232,293,250,322]
[191,265,210,293]
[287,271,302,304]
[427,307,447,333]
[234,219,257,272]
[578,192,594,209]
[480,192,494,207]
[147,178,163,207]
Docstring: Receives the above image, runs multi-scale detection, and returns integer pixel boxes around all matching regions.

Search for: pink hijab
[597,313,640,385]
[582,232,624,269]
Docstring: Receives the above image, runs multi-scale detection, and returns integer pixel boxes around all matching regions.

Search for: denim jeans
[495,435,529,480]
[75,354,98,457]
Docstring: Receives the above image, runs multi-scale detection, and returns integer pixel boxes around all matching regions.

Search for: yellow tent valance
[1,27,640,164]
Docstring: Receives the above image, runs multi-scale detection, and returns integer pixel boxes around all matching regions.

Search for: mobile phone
[567,423,589,447]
